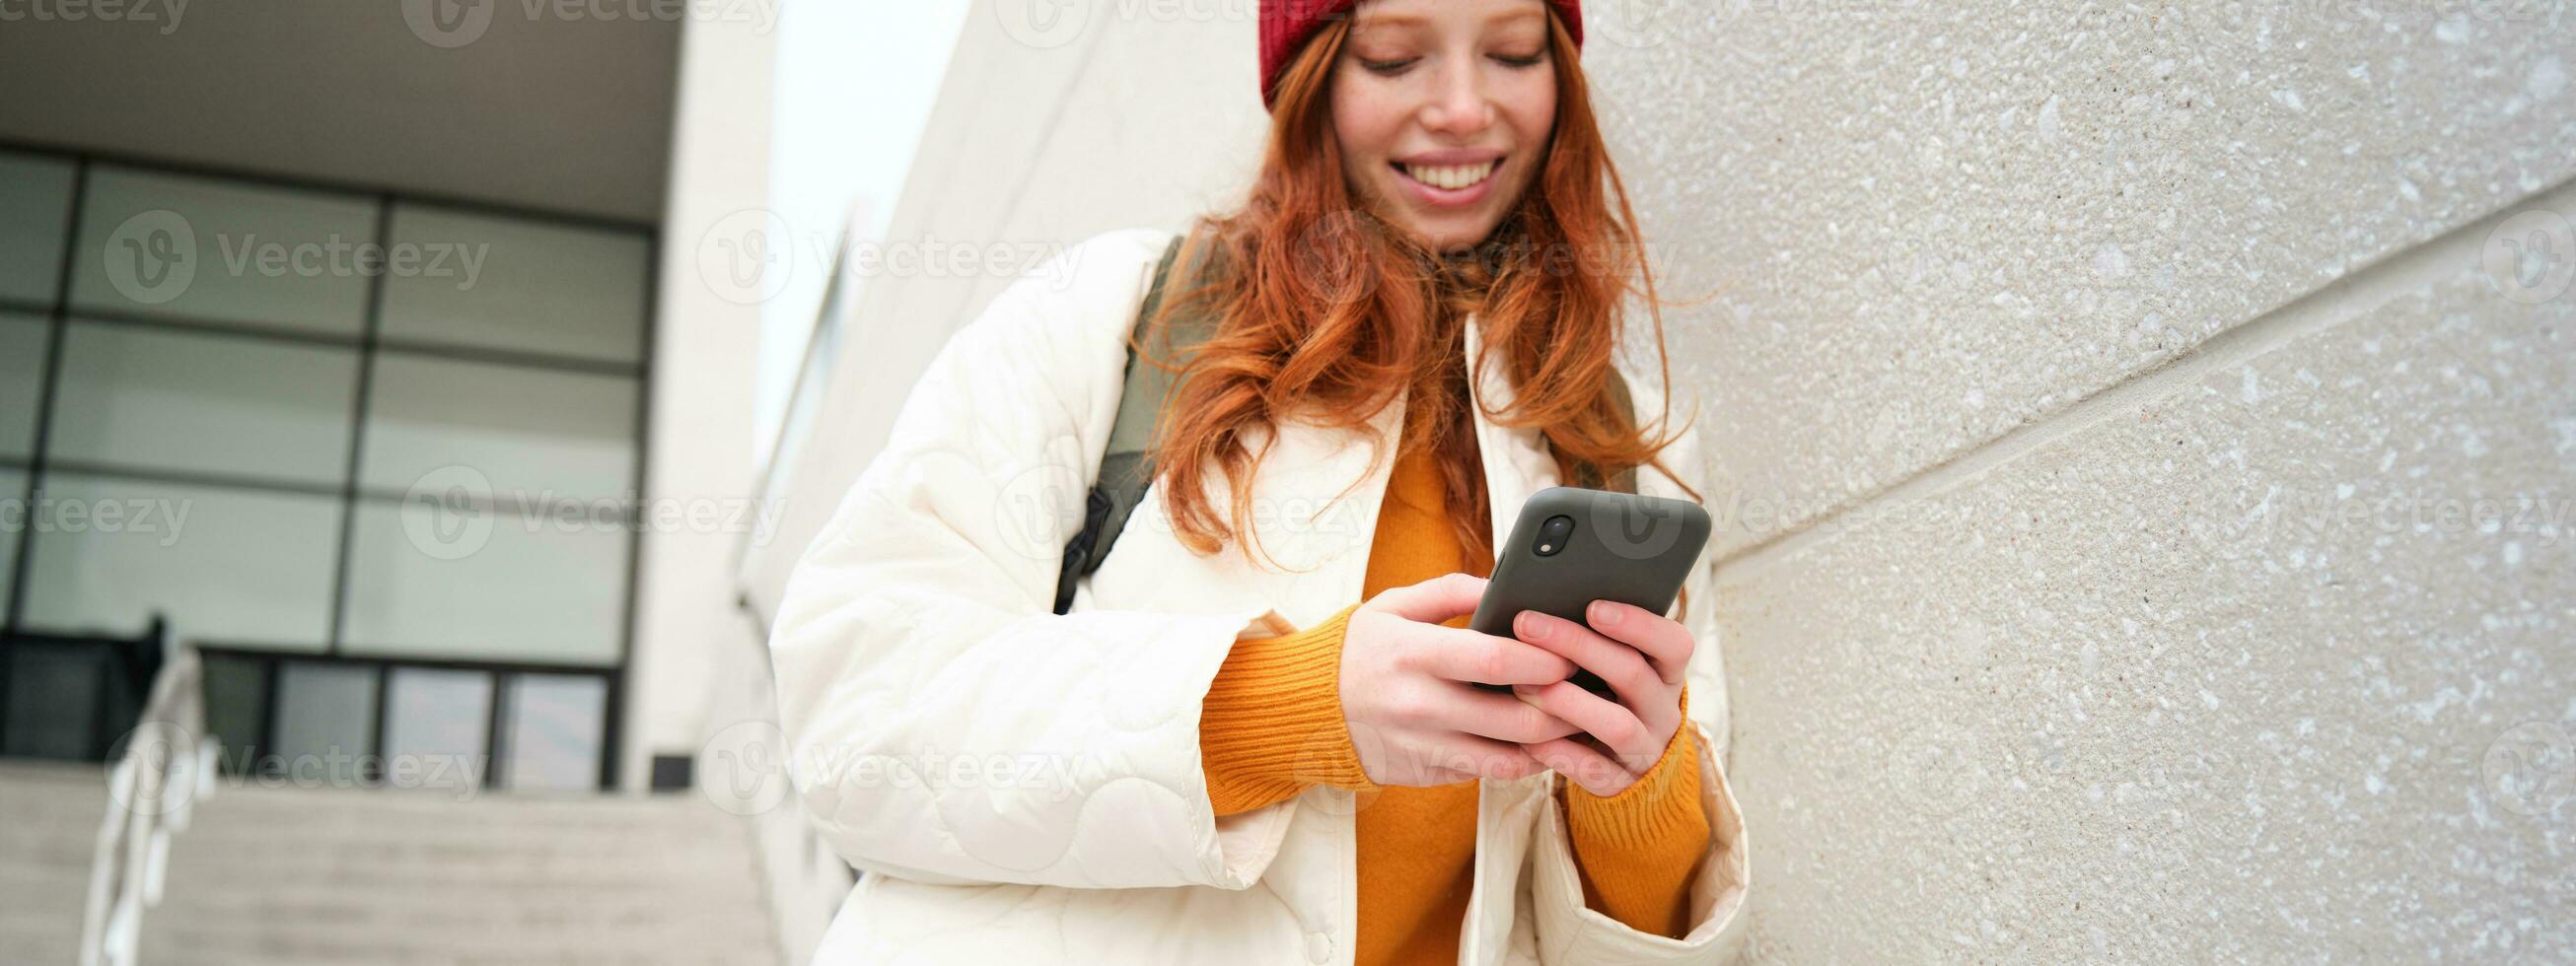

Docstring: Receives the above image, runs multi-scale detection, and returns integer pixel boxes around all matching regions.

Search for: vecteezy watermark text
[695,721,1105,817]
[403,0,781,48]
[220,745,488,799]
[213,233,488,290]
[694,208,1083,306]
[400,465,788,561]
[102,210,489,306]
[0,0,189,34]
[0,494,191,547]
[107,723,487,815]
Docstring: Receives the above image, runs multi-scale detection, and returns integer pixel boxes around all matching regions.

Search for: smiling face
[1329,0,1559,253]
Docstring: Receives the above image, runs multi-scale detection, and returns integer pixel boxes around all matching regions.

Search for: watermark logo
[699,719,794,816]
[994,457,1092,564]
[2482,208,2574,305]
[402,464,496,561]
[394,465,788,559]
[687,208,1083,305]
[702,719,1116,860]
[102,724,487,810]
[995,0,1092,48]
[1887,731,1987,820]
[1587,487,1691,561]
[103,720,201,818]
[1863,407,1906,454]
[1293,209,1390,307]
[102,210,487,305]
[403,0,494,48]
[696,207,794,307]
[2483,721,2573,817]
[1928,615,1995,668]
[104,209,196,306]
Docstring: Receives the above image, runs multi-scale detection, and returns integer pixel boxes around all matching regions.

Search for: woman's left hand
[1506,600,1693,796]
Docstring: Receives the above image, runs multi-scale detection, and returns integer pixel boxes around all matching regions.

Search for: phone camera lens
[1535,515,1574,556]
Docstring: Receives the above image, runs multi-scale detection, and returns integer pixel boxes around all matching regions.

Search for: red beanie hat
[1259,0,1583,111]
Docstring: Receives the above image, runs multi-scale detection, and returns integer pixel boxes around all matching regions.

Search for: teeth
[1402,160,1496,190]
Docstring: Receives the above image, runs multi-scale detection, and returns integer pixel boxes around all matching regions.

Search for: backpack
[1050,234,1636,614]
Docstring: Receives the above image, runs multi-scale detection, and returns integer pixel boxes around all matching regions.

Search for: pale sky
[757,1,973,463]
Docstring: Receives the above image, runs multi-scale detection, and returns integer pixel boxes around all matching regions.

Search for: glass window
[378,205,650,364]
[20,474,340,649]
[382,667,492,793]
[338,500,630,666]
[0,150,76,305]
[68,167,377,336]
[47,321,358,484]
[0,311,46,459]
[758,277,843,513]
[500,673,607,791]
[268,662,375,786]
[201,652,271,777]
[359,354,636,502]
[2,643,103,760]
[11,162,653,786]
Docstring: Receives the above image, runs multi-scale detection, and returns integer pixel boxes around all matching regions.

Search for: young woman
[767,1,1748,963]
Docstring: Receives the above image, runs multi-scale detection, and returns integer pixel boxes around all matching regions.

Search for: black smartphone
[1470,486,1713,696]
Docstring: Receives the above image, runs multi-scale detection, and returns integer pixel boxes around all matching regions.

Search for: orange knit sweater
[1197,427,1710,964]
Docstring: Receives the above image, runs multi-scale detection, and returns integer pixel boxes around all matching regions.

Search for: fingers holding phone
[1507,600,1695,797]
[1338,573,1588,787]
[1458,486,1714,796]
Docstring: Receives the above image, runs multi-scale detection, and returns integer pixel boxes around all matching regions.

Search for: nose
[1418,57,1495,137]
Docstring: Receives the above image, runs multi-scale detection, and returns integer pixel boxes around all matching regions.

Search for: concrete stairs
[1,760,105,965]
[0,761,782,965]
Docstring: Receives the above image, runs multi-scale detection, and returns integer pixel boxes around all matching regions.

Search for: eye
[1492,51,1544,69]
[1360,57,1418,75]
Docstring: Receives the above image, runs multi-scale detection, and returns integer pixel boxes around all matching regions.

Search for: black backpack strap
[1054,234,1210,614]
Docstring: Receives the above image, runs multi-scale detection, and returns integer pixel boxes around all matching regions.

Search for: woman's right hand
[1339,573,1587,787]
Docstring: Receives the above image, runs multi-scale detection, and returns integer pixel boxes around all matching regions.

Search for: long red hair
[1138,9,1697,571]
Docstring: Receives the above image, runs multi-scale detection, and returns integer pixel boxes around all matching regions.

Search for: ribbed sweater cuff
[1199,602,1378,816]
[1564,719,1708,851]
[1560,687,1710,937]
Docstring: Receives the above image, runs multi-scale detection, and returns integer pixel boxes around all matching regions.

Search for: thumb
[1371,572,1488,624]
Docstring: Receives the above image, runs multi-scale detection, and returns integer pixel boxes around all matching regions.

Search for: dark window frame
[0,139,656,792]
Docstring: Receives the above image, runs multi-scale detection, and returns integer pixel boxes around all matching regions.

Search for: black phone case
[1470,486,1713,694]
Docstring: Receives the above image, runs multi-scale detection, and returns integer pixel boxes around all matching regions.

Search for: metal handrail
[79,641,213,966]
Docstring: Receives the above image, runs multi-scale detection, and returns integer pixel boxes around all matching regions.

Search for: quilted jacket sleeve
[766,229,1297,890]
[1529,384,1753,964]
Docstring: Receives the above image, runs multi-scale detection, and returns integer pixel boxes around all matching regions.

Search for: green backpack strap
[1054,235,1208,614]
[1049,233,1636,613]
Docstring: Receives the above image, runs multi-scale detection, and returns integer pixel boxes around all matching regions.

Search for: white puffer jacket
[767,228,1749,964]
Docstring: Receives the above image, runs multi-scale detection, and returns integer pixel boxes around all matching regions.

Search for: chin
[1408,230,1470,253]
[1348,177,1482,250]
[1388,210,1506,253]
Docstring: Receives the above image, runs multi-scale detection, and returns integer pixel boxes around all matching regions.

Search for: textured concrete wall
[1580,3,2576,960]
[762,1,2576,959]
